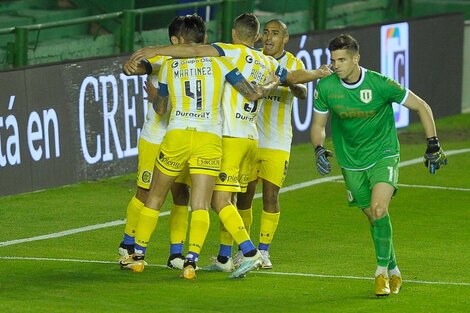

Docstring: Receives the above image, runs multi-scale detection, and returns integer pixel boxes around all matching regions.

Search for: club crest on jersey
[141,170,152,184]
[219,172,227,182]
[360,89,372,103]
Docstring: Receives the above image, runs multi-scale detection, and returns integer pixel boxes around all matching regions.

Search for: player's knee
[192,198,211,211]
[262,200,279,213]
[362,208,374,224]
[136,187,149,203]
[172,185,190,205]
[262,191,279,213]
[211,196,230,212]
[145,196,164,211]
[371,201,388,219]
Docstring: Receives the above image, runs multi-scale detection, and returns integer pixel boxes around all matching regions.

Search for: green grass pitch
[1,113,469,313]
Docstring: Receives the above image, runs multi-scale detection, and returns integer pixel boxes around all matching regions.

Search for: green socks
[373,214,393,267]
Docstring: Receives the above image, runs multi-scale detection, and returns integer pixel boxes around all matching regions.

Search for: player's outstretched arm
[131,45,161,61]
[123,59,148,75]
[286,64,332,84]
[131,44,219,61]
[403,91,448,174]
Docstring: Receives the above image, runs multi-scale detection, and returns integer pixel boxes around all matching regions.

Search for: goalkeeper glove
[423,136,448,174]
[315,145,333,176]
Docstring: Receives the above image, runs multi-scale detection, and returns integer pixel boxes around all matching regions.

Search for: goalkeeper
[310,34,447,297]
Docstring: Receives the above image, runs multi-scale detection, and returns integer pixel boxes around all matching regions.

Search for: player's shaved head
[264,19,288,36]
[233,13,260,42]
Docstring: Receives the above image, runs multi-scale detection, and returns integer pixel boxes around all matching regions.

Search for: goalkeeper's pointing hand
[315,145,333,176]
[423,136,448,174]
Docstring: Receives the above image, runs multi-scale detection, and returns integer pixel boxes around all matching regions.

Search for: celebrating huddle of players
[117,12,447,297]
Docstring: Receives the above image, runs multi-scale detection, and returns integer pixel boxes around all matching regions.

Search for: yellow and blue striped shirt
[212,43,282,139]
[140,55,171,144]
[258,50,305,152]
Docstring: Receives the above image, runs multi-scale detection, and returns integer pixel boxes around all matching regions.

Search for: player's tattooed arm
[233,71,280,101]
[233,72,279,101]
[153,94,169,116]
[232,79,260,100]
[145,79,168,116]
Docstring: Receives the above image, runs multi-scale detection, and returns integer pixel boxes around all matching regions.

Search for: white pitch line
[1,148,469,248]
[397,183,470,192]
[1,256,468,287]
[255,270,470,286]
[0,211,169,247]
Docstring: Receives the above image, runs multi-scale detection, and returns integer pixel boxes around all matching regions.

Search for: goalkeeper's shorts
[341,156,399,209]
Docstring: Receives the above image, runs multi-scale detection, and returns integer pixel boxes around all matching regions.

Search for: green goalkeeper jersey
[314,67,408,170]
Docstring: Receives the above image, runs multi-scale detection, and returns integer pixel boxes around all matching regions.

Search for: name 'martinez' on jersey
[158,56,241,137]
[172,58,213,78]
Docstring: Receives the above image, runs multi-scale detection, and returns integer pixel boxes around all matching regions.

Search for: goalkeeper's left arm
[403,90,448,174]
[424,136,447,174]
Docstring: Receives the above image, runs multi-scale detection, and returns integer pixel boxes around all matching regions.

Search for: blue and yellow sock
[219,205,256,255]
[134,206,160,255]
[187,210,210,261]
[238,207,253,235]
[123,196,144,244]
[218,222,234,262]
[258,210,280,251]
[169,204,189,255]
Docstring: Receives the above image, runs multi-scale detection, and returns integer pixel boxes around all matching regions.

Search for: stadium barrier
[463,20,470,113]
[0,13,463,196]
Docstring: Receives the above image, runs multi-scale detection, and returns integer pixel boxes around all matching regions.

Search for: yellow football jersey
[158,56,245,137]
[140,55,171,144]
[258,51,305,152]
[212,43,281,139]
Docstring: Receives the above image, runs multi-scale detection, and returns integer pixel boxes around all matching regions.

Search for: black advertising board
[0,56,148,196]
[0,14,464,196]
